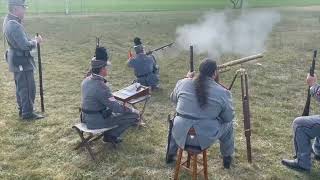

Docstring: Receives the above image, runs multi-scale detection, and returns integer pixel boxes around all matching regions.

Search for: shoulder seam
[5,20,20,30]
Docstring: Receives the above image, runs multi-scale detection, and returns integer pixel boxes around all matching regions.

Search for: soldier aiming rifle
[127,37,164,90]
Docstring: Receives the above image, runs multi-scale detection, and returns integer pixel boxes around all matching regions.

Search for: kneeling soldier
[81,47,140,144]
[127,37,160,90]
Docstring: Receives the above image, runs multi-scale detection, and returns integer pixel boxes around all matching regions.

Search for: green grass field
[1,0,320,14]
[1,1,320,180]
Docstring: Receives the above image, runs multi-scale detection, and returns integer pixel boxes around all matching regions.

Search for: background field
[1,0,320,14]
[1,1,320,180]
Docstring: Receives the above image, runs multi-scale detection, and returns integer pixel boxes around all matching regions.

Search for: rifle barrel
[310,50,317,76]
[166,114,174,163]
[190,46,194,72]
[302,50,317,116]
[36,33,45,112]
[153,42,174,51]
[147,42,174,55]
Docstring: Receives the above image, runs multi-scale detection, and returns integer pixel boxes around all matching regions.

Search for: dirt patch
[0,121,6,128]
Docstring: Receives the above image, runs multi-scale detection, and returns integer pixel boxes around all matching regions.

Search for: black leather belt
[137,72,152,78]
[9,48,31,57]
[176,113,202,120]
[81,108,113,119]
[81,108,104,114]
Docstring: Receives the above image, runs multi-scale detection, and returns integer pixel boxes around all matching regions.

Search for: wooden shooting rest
[113,83,151,127]
[224,68,252,163]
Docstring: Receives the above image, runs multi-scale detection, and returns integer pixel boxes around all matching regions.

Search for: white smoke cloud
[176,10,281,58]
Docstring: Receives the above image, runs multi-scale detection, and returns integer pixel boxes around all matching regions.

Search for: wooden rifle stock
[165,114,174,163]
[302,50,317,116]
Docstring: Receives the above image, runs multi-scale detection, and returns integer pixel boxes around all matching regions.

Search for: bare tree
[65,0,69,15]
[230,0,243,9]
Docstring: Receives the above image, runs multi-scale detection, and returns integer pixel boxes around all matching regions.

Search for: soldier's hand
[185,71,195,78]
[307,73,317,87]
[35,35,43,44]
[131,108,140,115]
[146,51,152,55]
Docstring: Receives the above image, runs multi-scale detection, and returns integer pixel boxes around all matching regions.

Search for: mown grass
[1,0,320,14]
[1,7,320,180]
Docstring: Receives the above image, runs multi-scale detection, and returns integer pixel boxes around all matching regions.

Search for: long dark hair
[194,59,217,109]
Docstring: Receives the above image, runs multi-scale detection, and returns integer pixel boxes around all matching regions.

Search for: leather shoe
[103,136,122,144]
[22,113,44,120]
[166,154,176,164]
[311,148,320,161]
[314,153,320,161]
[281,159,310,172]
[223,156,232,169]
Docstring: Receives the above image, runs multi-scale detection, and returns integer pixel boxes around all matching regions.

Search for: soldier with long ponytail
[167,59,235,169]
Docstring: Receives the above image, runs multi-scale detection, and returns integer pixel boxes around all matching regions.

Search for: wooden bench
[72,123,117,161]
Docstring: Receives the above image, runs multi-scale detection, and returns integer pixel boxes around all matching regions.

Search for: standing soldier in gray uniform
[3,0,44,120]
[127,37,160,90]
[167,59,235,169]
[282,73,320,172]
[81,47,140,144]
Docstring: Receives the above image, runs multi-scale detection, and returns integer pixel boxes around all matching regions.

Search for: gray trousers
[13,70,36,117]
[137,73,159,88]
[104,112,139,137]
[168,122,234,157]
[293,115,320,169]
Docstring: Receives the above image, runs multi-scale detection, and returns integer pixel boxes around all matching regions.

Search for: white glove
[131,108,140,115]
[30,48,37,58]
[35,35,43,44]
[186,71,195,78]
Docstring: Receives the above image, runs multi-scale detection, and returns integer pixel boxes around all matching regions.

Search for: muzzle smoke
[176,10,281,58]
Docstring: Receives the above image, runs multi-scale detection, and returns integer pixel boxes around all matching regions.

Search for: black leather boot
[223,156,232,169]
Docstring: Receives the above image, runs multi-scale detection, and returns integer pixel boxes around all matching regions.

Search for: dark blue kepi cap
[91,60,107,69]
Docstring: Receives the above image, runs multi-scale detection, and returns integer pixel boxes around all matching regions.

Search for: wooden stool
[174,128,209,180]
[72,123,117,161]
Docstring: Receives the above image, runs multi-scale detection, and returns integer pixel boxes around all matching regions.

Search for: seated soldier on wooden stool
[167,59,235,169]
[127,37,160,90]
[81,47,140,144]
